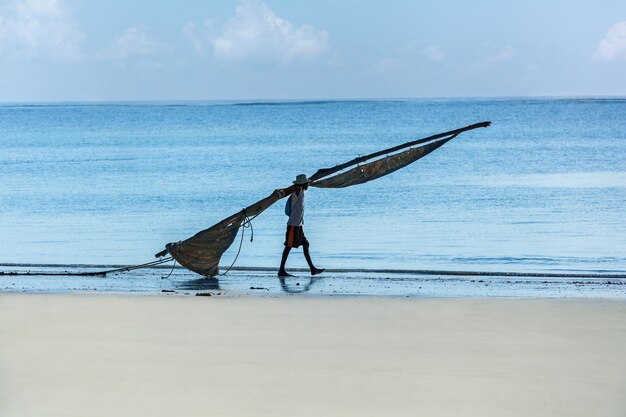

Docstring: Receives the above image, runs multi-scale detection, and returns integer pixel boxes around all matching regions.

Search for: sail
[163,186,295,276]
[309,121,490,182]
[157,121,491,277]
[165,212,245,277]
[311,137,452,188]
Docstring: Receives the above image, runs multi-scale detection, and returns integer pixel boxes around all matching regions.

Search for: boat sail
[156,121,491,276]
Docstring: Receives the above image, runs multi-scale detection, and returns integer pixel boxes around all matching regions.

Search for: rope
[220,209,254,276]
[0,257,174,277]
[1,205,259,279]
[161,258,177,279]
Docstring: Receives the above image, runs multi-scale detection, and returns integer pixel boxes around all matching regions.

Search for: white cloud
[402,40,446,62]
[595,21,626,60]
[374,41,445,73]
[181,20,217,55]
[184,0,329,64]
[485,45,516,64]
[374,57,400,72]
[95,27,160,61]
[423,45,446,61]
[182,21,205,54]
[0,0,83,61]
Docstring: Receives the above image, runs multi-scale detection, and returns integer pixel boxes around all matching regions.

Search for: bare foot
[278,270,294,277]
[311,268,325,276]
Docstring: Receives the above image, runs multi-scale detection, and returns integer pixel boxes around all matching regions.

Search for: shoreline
[3,262,626,278]
[2,265,625,298]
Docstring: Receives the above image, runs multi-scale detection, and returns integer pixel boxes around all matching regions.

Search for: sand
[1,294,625,417]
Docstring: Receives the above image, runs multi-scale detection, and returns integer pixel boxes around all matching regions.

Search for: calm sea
[1,99,625,274]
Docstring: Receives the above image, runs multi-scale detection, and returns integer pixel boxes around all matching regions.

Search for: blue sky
[0,0,625,101]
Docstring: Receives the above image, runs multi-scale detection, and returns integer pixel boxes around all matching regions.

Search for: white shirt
[287,190,305,226]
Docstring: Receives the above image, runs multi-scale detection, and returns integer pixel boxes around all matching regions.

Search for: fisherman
[278,174,325,277]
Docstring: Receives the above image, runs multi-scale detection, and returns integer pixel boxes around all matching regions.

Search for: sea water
[1,99,625,275]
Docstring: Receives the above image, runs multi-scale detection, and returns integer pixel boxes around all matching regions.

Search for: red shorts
[284,226,308,248]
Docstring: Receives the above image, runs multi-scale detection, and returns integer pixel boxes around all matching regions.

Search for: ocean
[2,98,626,279]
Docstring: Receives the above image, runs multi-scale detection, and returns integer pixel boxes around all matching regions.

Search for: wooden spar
[309,121,491,182]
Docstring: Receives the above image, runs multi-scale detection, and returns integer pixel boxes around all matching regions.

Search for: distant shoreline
[2,96,626,107]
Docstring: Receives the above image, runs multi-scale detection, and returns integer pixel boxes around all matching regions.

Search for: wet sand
[1,294,625,416]
[3,264,626,298]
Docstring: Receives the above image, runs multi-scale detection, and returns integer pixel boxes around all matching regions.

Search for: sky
[0,0,625,101]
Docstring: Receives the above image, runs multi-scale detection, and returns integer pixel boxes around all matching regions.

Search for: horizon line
[1,95,626,106]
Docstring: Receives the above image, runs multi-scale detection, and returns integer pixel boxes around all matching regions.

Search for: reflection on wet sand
[176,277,221,291]
[279,277,321,294]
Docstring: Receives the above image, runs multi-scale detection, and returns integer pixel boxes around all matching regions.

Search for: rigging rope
[0,257,174,277]
[161,258,177,279]
[220,209,254,276]
[1,207,260,278]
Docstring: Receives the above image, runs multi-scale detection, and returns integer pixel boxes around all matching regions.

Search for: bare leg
[303,240,325,275]
[278,246,292,276]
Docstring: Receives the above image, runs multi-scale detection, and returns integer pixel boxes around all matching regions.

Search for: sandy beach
[1,294,625,417]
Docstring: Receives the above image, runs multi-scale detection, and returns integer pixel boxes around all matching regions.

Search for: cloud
[95,27,161,61]
[374,57,400,72]
[595,21,626,60]
[184,0,329,64]
[181,21,205,54]
[0,0,83,61]
[485,45,516,64]
[423,45,446,61]
[181,20,217,55]
[374,41,446,72]
[404,41,446,61]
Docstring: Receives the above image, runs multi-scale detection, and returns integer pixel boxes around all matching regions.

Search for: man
[278,174,325,277]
